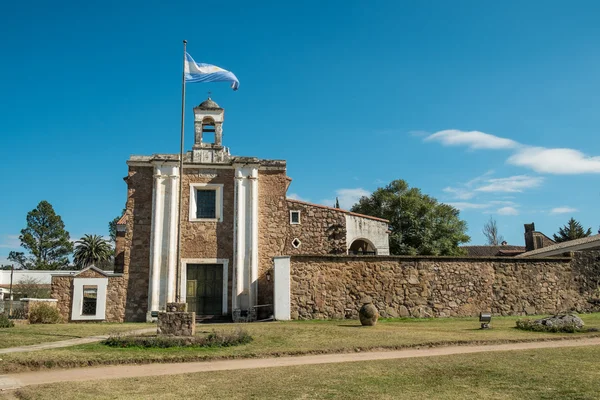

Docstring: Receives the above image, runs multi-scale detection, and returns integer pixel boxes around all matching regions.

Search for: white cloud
[287,193,310,202]
[321,188,371,210]
[550,206,578,215]
[446,202,491,211]
[0,235,20,249]
[425,130,519,150]
[475,175,544,193]
[425,129,600,175]
[508,147,600,174]
[496,206,519,216]
[442,187,475,200]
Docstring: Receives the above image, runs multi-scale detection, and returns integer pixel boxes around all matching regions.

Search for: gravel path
[2,336,600,390]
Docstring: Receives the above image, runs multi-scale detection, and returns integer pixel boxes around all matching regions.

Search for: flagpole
[175,39,187,303]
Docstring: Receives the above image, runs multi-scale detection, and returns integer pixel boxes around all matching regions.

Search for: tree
[15,276,51,299]
[108,209,126,243]
[482,216,504,245]
[351,179,470,256]
[334,197,340,209]
[73,234,112,269]
[7,251,32,269]
[18,201,73,270]
[553,218,592,243]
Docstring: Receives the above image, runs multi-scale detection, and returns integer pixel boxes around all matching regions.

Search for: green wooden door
[186,264,223,315]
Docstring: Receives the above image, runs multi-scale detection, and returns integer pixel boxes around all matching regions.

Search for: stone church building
[84,98,390,322]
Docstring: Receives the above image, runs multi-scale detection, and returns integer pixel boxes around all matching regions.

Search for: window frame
[189,183,224,222]
[81,285,98,316]
[290,210,301,225]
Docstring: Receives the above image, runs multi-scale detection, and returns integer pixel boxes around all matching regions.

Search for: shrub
[0,312,14,328]
[28,303,63,324]
[103,328,253,349]
[516,318,585,333]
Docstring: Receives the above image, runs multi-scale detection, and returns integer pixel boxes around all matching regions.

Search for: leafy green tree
[73,234,113,269]
[553,218,592,243]
[351,179,470,255]
[18,201,73,270]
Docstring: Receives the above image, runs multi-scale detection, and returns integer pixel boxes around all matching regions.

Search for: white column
[233,167,245,310]
[166,166,179,303]
[148,167,165,315]
[249,167,259,307]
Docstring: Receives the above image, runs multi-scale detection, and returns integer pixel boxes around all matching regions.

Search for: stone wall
[51,273,127,322]
[157,311,196,336]
[123,165,154,321]
[286,200,347,256]
[180,168,235,310]
[289,255,600,320]
[257,170,289,306]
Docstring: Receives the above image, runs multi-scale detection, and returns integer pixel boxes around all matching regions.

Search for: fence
[0,300,26,319]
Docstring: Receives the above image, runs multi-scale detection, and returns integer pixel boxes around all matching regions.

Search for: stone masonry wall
[180,168,235,309]
[51,273,127,322]
[257,170,289,306]
[289,255,600,320]
[123,165,153,321]
[286,200,347,256]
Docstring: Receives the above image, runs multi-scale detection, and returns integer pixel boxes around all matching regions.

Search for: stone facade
[123,165,154,321]
[288,254,600,320]
[286,200,348,255]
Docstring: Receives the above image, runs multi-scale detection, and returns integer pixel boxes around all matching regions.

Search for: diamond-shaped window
[292,238,301,248]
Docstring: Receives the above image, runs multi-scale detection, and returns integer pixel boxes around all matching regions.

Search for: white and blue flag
[184,52,239,91]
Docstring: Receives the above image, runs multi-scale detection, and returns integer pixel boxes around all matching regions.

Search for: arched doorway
[348,238,377,255]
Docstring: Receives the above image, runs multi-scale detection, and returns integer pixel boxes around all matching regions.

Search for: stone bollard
[157,303,195,336]
[359,303,379,326]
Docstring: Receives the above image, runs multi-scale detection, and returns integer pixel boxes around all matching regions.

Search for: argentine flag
[184,52,240,91]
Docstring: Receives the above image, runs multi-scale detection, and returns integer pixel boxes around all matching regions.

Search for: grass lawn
[1,313,599,373]
[0,323,153,349]
[9,345,600,399]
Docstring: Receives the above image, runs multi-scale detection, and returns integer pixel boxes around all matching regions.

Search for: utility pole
[8,264,14,317]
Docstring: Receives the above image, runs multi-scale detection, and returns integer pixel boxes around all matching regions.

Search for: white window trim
[290,210,301,225]
[189,183,224,222]
[71,277,108,321]
[180,258,229,315]
[292,238,302,249]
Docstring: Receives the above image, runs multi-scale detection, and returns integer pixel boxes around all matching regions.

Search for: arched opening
[202,117,216,144]
[348,238,377,255]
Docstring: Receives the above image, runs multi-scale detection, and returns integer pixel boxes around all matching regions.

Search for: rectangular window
[82,286,98,316]
[290,210,300,224]
[196,190,217,219]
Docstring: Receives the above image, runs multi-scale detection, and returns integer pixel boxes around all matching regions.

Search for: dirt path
[0,328,155,355]
[2,336,600,391]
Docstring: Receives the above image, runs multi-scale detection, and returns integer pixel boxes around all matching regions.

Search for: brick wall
[289,254,600,320]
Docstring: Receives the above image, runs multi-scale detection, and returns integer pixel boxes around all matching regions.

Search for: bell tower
[192,97,231,163]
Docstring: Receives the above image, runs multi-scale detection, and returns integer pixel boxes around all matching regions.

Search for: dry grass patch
[0,323,152,349]
[1,314,600,373]
[12,345,600,399]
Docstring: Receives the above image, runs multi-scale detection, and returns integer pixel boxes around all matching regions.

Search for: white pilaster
[166,166,179,303]
[232,164,260,312]
[249,167,259,307]
[148,167,165,315]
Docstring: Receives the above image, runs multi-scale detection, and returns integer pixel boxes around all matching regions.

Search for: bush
[0,313,14,328]
[103,328,253,349]
[516,318,586,333]
[28,303,63,324]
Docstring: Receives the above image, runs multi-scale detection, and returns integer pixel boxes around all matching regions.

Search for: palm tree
[73,234,112,269]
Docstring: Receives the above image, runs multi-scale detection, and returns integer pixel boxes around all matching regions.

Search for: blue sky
[1,1,600,264]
